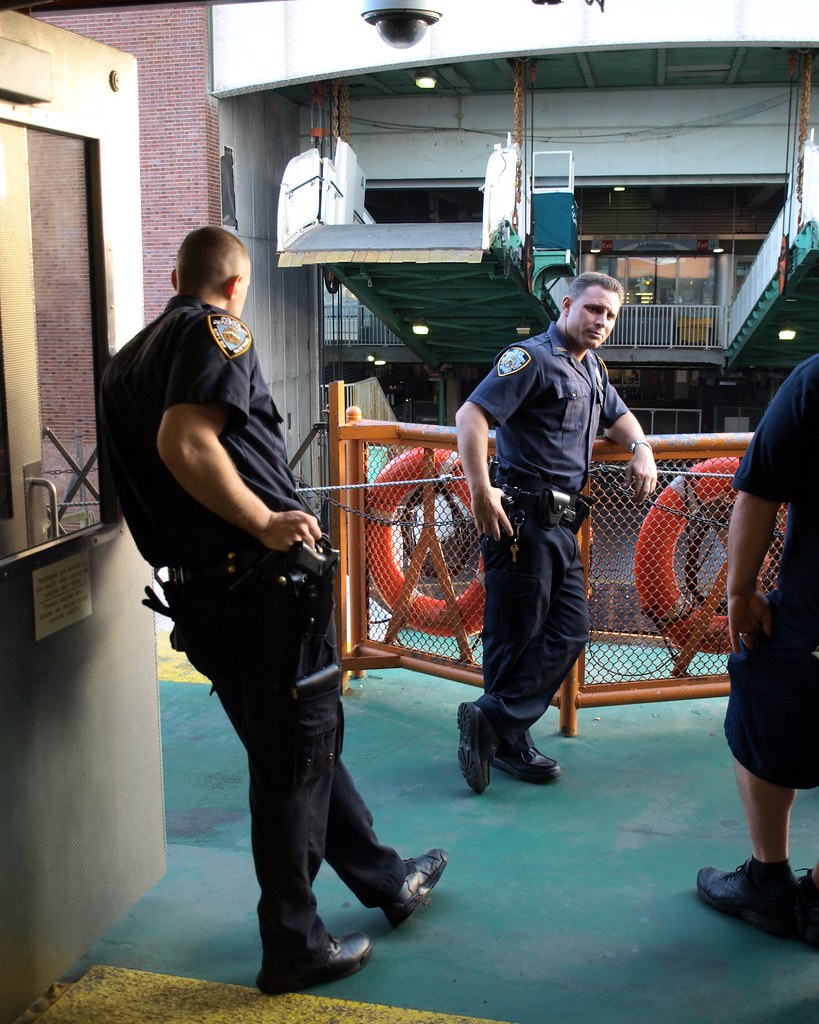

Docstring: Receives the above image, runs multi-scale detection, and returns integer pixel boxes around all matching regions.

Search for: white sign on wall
[32,550,92,641]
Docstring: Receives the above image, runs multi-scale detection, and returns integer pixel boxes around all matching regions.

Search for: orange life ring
[367,447,484,637]
[634,457,740,653]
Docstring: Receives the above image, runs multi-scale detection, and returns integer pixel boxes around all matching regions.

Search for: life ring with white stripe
[367,447,484,637]
[634,457,740,654]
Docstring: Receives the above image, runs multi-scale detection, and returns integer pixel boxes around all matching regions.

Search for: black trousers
[165,568,405,975]
[477,518,589,753]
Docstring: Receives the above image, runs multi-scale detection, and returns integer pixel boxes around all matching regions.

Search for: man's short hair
[568,271,625,305]
[176,226,249,295]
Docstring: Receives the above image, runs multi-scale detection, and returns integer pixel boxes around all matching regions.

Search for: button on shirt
[467,323,628,493]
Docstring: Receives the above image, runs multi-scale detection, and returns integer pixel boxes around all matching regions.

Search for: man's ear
[171,268,178,291]
[561,294,572,315]
[225,273,242,300]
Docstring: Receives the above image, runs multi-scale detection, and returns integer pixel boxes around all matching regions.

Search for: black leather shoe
[492,747,562,783]
[457,702,498,794]
[256,931,372,994]
[696,860,798,937]
[382,848,449,927]
[796,874,819,947]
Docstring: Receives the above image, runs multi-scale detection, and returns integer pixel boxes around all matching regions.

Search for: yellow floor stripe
[156,629,209,684]
[35,966,513,1024]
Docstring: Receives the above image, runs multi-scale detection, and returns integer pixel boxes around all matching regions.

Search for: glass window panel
[0,127,100,561]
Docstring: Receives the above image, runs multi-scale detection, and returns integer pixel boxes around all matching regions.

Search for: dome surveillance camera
[361,0,442,49]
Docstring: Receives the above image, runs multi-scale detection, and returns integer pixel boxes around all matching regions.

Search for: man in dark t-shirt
[697,352,819,948]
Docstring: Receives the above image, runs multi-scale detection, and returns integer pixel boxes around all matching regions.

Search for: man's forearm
[727,490,780,596]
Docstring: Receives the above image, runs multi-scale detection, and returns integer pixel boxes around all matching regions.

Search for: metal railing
[608,303,728,348]
[729,201,793,339]
[326,298,729,351]
[630,407,702,434]
[728,140,819,346]
[324,305,404,347]
[326,382,773,736]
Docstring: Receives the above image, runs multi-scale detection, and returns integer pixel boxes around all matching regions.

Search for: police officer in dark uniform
[99,226,447,993]
[455,272,657,794]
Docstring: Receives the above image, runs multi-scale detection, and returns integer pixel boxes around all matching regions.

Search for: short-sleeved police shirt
[466,323,628,493]
[732,352,819,637]
[100,294,301,568]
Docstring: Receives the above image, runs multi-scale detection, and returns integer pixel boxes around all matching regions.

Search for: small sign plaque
[32,550,92,641]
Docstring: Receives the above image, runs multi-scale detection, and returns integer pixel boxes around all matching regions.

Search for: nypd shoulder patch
[497,347,531,377]
[207,315,252,359]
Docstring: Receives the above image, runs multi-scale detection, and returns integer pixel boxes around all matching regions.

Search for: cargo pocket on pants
[288,680,341,787]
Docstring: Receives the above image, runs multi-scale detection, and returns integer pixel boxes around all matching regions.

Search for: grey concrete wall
[219,91,325,488]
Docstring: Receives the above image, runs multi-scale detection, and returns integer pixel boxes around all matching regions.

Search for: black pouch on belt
[538,486,573,530]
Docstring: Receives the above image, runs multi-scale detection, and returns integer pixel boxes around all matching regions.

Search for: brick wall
[36,5,221,323]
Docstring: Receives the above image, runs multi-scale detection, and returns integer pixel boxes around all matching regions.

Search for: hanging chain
[296,475,474,529]
[340,79,350,142]
[332,81,340,142]
[513,57,525,232]
[796,50,813,209]
[294,463,759,535]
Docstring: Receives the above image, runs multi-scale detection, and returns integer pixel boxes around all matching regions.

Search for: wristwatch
[629,439,652,454]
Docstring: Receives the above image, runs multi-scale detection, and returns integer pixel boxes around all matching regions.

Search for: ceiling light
[373,357,387,366]
[415,68,437,89]
[779,328,797,341]
[412,319,429,336]
[713,243,725,253]
[590,240,602,253]
[613,186,626,192]
[516,322,532,337]
[365,354,376,362]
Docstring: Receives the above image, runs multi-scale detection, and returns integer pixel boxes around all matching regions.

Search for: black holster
[537,488,594,534]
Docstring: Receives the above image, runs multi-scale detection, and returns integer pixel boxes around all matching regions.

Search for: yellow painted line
[35,966,514,1024]
[155,629,209,685]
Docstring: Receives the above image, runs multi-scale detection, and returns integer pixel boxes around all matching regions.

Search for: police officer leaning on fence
[99,226,447,994]
[455,272,658,794]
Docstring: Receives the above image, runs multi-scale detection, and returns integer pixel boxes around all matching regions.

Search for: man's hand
[470,486,513,541]
[728,590,773,653]
[623,444,658,503]
[255,509,322,552]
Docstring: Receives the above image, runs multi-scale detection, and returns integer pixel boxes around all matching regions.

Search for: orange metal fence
[325,382,782,736]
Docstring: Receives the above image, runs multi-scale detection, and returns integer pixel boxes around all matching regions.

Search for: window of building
[598,255,716,305]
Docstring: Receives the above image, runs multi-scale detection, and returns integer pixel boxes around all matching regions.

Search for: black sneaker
[696,860,798,937]
[796,874,819,948]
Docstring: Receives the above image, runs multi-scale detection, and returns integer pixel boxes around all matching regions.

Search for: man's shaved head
[175,226,249,296]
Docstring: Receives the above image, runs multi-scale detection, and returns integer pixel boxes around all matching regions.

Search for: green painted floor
[61,655,819,1024]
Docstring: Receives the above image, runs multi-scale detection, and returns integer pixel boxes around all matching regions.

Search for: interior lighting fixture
[516,322,532,336]
[415,68,437,89]
[779,328,797,341]
[713,242,725,254]
[590,240,602,253]
[612,185,626,192]
[373,357,387,366]
[365,354,376,362]
[412,319,429,336]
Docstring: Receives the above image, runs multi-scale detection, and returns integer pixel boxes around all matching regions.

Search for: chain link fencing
[325,407,777,731]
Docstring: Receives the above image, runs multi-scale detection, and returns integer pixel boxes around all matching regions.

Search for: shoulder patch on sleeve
[207,315,253,358]
[496,347,531,377]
